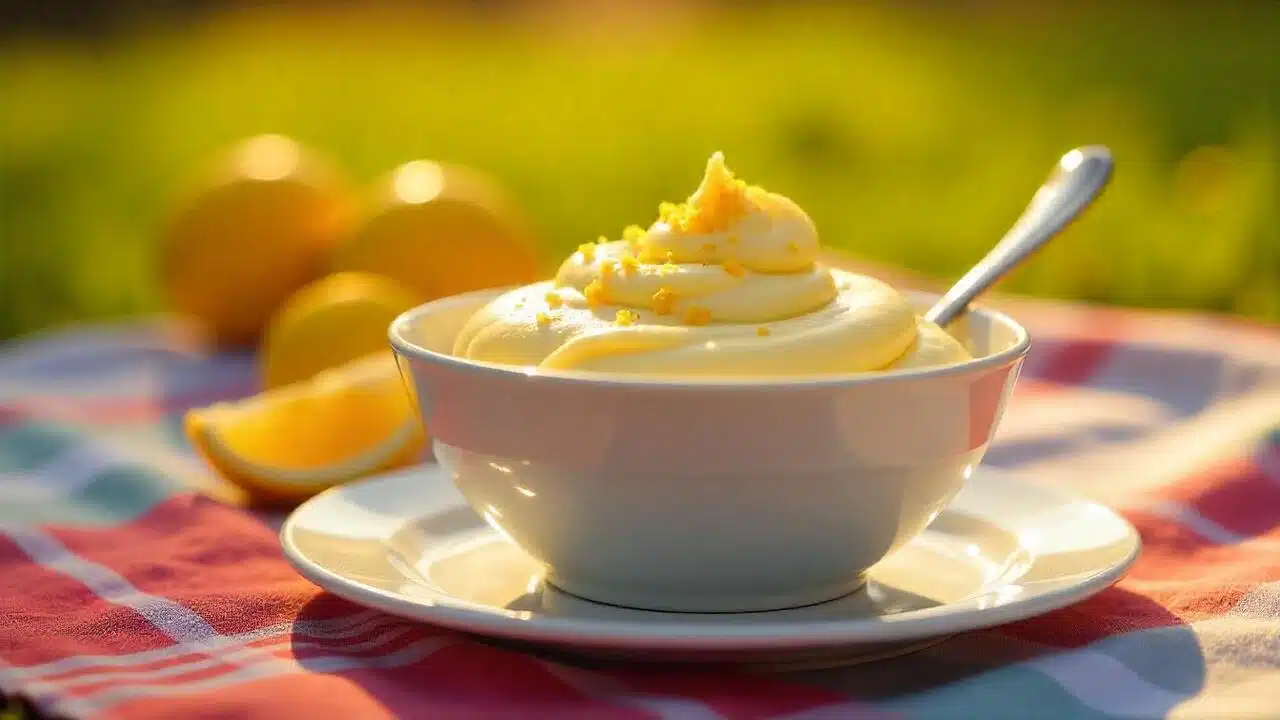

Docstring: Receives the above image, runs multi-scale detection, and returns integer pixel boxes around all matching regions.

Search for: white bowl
[389,288,1030,613]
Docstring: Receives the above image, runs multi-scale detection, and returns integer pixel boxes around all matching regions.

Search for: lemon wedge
[185,353,425,504]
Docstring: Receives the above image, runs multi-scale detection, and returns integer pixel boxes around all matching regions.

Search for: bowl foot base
[544,571,868,614]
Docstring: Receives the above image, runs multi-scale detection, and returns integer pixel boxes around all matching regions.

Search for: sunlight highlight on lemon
[260,271,423,389]
[185,353,425,504]
[331,160,541,300]
[160,134,352,345]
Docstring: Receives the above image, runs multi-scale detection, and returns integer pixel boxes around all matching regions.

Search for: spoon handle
[923,146,1114,328]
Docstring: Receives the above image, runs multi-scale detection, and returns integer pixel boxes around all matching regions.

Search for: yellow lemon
[160,134,352,346]
[185,353,425,505]
[331,160,541,300]
[260,271,423,389]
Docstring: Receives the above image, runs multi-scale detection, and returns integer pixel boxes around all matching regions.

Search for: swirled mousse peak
[452,153,971,376]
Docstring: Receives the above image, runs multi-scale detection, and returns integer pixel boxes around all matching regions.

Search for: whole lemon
[160,134,352,346]
[260,271,423,389]
[331,160,541,301]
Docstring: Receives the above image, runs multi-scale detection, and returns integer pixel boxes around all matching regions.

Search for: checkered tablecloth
[1,297,1277,719]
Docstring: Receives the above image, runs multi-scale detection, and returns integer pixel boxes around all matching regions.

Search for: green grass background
[0,2,1276,342]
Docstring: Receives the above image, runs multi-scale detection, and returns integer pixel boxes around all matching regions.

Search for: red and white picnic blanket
[1,294,1277,719]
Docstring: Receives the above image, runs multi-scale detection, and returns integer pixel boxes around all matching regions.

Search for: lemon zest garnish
[658,201,685,228]
[619,253,640,275]
[536,312,552,327]
[599,259,617,282]
[578,243,597,262]
[584,279,605,306]
[544,291,564,309]
[623,225,646,243]
[722,258,746,278]
[683,306,712,326]
[656,154,753,234]
[615,309,638,326]
[651,287,678,315]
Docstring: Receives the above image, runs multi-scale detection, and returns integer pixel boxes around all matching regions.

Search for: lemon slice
[185,353,425,504]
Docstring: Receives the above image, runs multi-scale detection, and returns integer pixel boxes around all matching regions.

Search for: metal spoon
[923,146,1114,328]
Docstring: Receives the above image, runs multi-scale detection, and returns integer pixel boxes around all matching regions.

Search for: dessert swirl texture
[453,153,971,376]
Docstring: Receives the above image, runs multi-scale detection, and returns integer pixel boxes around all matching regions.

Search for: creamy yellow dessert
[453,153,971,376]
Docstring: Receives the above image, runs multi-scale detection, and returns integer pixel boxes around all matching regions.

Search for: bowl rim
[389,286,1032,392]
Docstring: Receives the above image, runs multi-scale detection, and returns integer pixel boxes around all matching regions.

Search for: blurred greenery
[0,2,1276,341]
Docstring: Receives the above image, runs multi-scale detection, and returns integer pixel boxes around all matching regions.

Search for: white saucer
[281,463,1140,667]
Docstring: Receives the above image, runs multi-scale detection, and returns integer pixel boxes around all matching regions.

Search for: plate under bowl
[281,463,1139,665]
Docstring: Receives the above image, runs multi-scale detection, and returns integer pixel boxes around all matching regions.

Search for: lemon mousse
[453,153,970,376]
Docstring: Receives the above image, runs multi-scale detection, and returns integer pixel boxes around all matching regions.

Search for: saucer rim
[281,464,1140,652]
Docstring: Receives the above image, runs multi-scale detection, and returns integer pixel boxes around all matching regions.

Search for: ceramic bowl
[389,288,1029,613]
